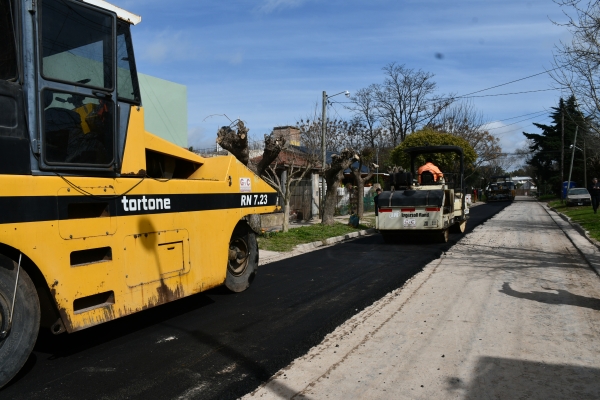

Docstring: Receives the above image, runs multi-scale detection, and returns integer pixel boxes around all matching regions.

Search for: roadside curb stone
[547,204,600,276]
[259,228,378,265]
[549,205,600,249]
[295,228,377,251]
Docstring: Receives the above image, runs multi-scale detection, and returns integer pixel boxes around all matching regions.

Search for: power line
[456,88,557,99]
[328,101,346,121]
[485,111,549,131]
[455,67,561,98]
[492,117,553,136]
[336,87,559,106]
[493,110,549,122]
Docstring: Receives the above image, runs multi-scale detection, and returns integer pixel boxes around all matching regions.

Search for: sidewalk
[246,198,600,399]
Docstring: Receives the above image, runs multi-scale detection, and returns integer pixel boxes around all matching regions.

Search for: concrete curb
[548,206,600,250]
[294,228,378,252]
[259,228,378,266]
[546,204,600,277]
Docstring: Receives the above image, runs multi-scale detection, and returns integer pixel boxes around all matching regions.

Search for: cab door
[0,0,30,175]
[37,0,118,173]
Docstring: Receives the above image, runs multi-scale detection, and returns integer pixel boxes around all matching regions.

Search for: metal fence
[288,179,313,221]
[336,187,376,215]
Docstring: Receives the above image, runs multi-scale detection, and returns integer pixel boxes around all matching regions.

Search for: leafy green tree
[390,127,477,175]
[523,96,587,194]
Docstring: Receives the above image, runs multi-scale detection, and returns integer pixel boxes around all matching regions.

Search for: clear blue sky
[111,0,570,156]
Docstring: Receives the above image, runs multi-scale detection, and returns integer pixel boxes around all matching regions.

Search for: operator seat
[43,91,83,163]
[420,171,435,185]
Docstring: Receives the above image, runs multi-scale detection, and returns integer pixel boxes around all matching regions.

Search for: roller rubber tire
[225,224,258,293]
[0,256,40,389]
[438,229,449,243]
[451,219,467,234]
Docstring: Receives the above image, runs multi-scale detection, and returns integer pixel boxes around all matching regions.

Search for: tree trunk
[322,180,340,225]
[256,133,286,178]
[351,163,374,219]
[357,180,364,218]
[282,201,290,233]
[216,120,250,166]
[322,149,359,225]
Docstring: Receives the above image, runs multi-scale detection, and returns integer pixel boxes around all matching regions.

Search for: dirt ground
[245,198,600,399]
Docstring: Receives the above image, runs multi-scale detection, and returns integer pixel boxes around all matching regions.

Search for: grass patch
[258,222,370,252]
[548,199,600,241]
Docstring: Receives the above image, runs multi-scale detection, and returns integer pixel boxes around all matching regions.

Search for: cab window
[0,0,18,81]
[41,0,113,90]
[43,88,114,166]
[117,22,140,103]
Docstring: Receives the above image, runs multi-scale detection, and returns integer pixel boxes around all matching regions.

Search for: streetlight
[320,90,350,219]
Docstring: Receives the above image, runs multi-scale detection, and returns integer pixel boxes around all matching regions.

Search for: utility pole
[561,106,564,200]
[321,91,327,219]
[567,126,579,193]
[583,133,587,187]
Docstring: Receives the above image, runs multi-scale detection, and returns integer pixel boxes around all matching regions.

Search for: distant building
[273,126,301,146]
[512,176,537,190]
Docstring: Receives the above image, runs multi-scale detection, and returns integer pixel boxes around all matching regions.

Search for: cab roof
[81,0,141,25]
[404,145,464,156]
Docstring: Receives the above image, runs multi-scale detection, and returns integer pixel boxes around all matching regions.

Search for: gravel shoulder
[246,198,600,399]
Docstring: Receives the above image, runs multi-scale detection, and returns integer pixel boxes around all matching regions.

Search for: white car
[566,188,591,206]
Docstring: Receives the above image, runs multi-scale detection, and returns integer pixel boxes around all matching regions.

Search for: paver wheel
[451,219,467,234]
[438,229,449,243]
[225,223,258,293]
[0,255,40,389]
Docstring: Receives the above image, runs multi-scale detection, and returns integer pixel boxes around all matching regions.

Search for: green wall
[138,73,187,148]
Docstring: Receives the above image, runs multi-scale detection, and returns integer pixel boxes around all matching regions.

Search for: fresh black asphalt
[1,202,509,399]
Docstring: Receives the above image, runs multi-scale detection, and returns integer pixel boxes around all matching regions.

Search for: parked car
[566,188,592,206]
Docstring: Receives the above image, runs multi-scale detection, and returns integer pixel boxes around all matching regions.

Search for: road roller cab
[376,146,469,243]
[0,0,278,388]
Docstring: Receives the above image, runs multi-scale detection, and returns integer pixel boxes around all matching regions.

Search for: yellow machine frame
[1,108,277,333]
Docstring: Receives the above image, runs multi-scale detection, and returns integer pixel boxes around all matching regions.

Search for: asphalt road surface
[1,202,509,400]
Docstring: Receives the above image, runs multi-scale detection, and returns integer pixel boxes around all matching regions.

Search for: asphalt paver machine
[485,176,516,202]
[0,0,279,387]
[377,146,469,243]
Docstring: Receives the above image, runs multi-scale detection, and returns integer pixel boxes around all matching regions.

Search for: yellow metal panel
[120,106,146,175]
[57,187,117,239]
[144,131,204,164]
[124,229,189,287]
[189,155,232,181]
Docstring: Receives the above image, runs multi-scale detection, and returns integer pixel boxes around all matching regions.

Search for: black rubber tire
[0,256,40,389]
[450,219,467,234]
[225,224,258,293]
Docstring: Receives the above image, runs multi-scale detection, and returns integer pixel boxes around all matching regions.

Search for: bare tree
[216,120,250,165]
[339,118,382,218]
[296,113,360,225]
[256,147,317,232]
[322,149,360,225]
[347,85,387,148]
[374,63,454,146]
[216,120,286,177]
[429,101,502,177]
[551,0,600,128]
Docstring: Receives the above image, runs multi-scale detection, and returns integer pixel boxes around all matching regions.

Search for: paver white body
[245,199,600,399]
